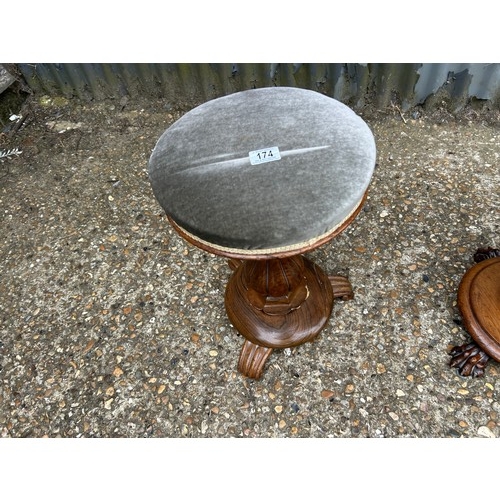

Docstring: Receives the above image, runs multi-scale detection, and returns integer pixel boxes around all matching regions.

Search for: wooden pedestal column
[225,256,353,379]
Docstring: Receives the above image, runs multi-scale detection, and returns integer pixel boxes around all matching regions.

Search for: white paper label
[249,146,281,165]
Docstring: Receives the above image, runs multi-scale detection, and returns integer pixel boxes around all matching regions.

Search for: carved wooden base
[449,248,500,377]
[225,255,353,379]
[237,341,274,380]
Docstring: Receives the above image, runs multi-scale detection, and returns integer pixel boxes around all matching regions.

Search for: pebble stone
[0,95,499,439]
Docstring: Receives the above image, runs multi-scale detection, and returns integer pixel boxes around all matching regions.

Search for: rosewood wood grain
[449,342,490,378]
[225,256,333,349]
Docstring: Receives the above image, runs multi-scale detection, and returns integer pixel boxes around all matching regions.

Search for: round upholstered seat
[148,87,376,258]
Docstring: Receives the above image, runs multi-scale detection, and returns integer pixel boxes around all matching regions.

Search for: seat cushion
[148,87,376,256]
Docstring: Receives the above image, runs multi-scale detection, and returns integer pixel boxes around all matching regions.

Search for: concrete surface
[1,94,499,441]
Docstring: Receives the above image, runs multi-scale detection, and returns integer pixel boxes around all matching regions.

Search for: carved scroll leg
[238,340,274,380]
[329,275,354,301]
[449,342,490,377]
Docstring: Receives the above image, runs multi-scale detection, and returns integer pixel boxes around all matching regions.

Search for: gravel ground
[1,93,499,440]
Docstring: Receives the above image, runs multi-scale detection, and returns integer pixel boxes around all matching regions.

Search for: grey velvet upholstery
[148,87,376,254]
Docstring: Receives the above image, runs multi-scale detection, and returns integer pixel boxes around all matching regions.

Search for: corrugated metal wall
[15,63,500,111]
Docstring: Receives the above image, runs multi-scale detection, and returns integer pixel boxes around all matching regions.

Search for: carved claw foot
[238,340,273,379]
[227,256,344,378]
[474,247,500,262]
[449,342,490,377]
[328,275,354,300]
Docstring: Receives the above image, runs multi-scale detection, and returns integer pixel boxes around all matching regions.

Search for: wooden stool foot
[449,342,490,378]
[329,275,354,300]
[226,255,336,378]
[228,259,242,271]
[238,340,273,379]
